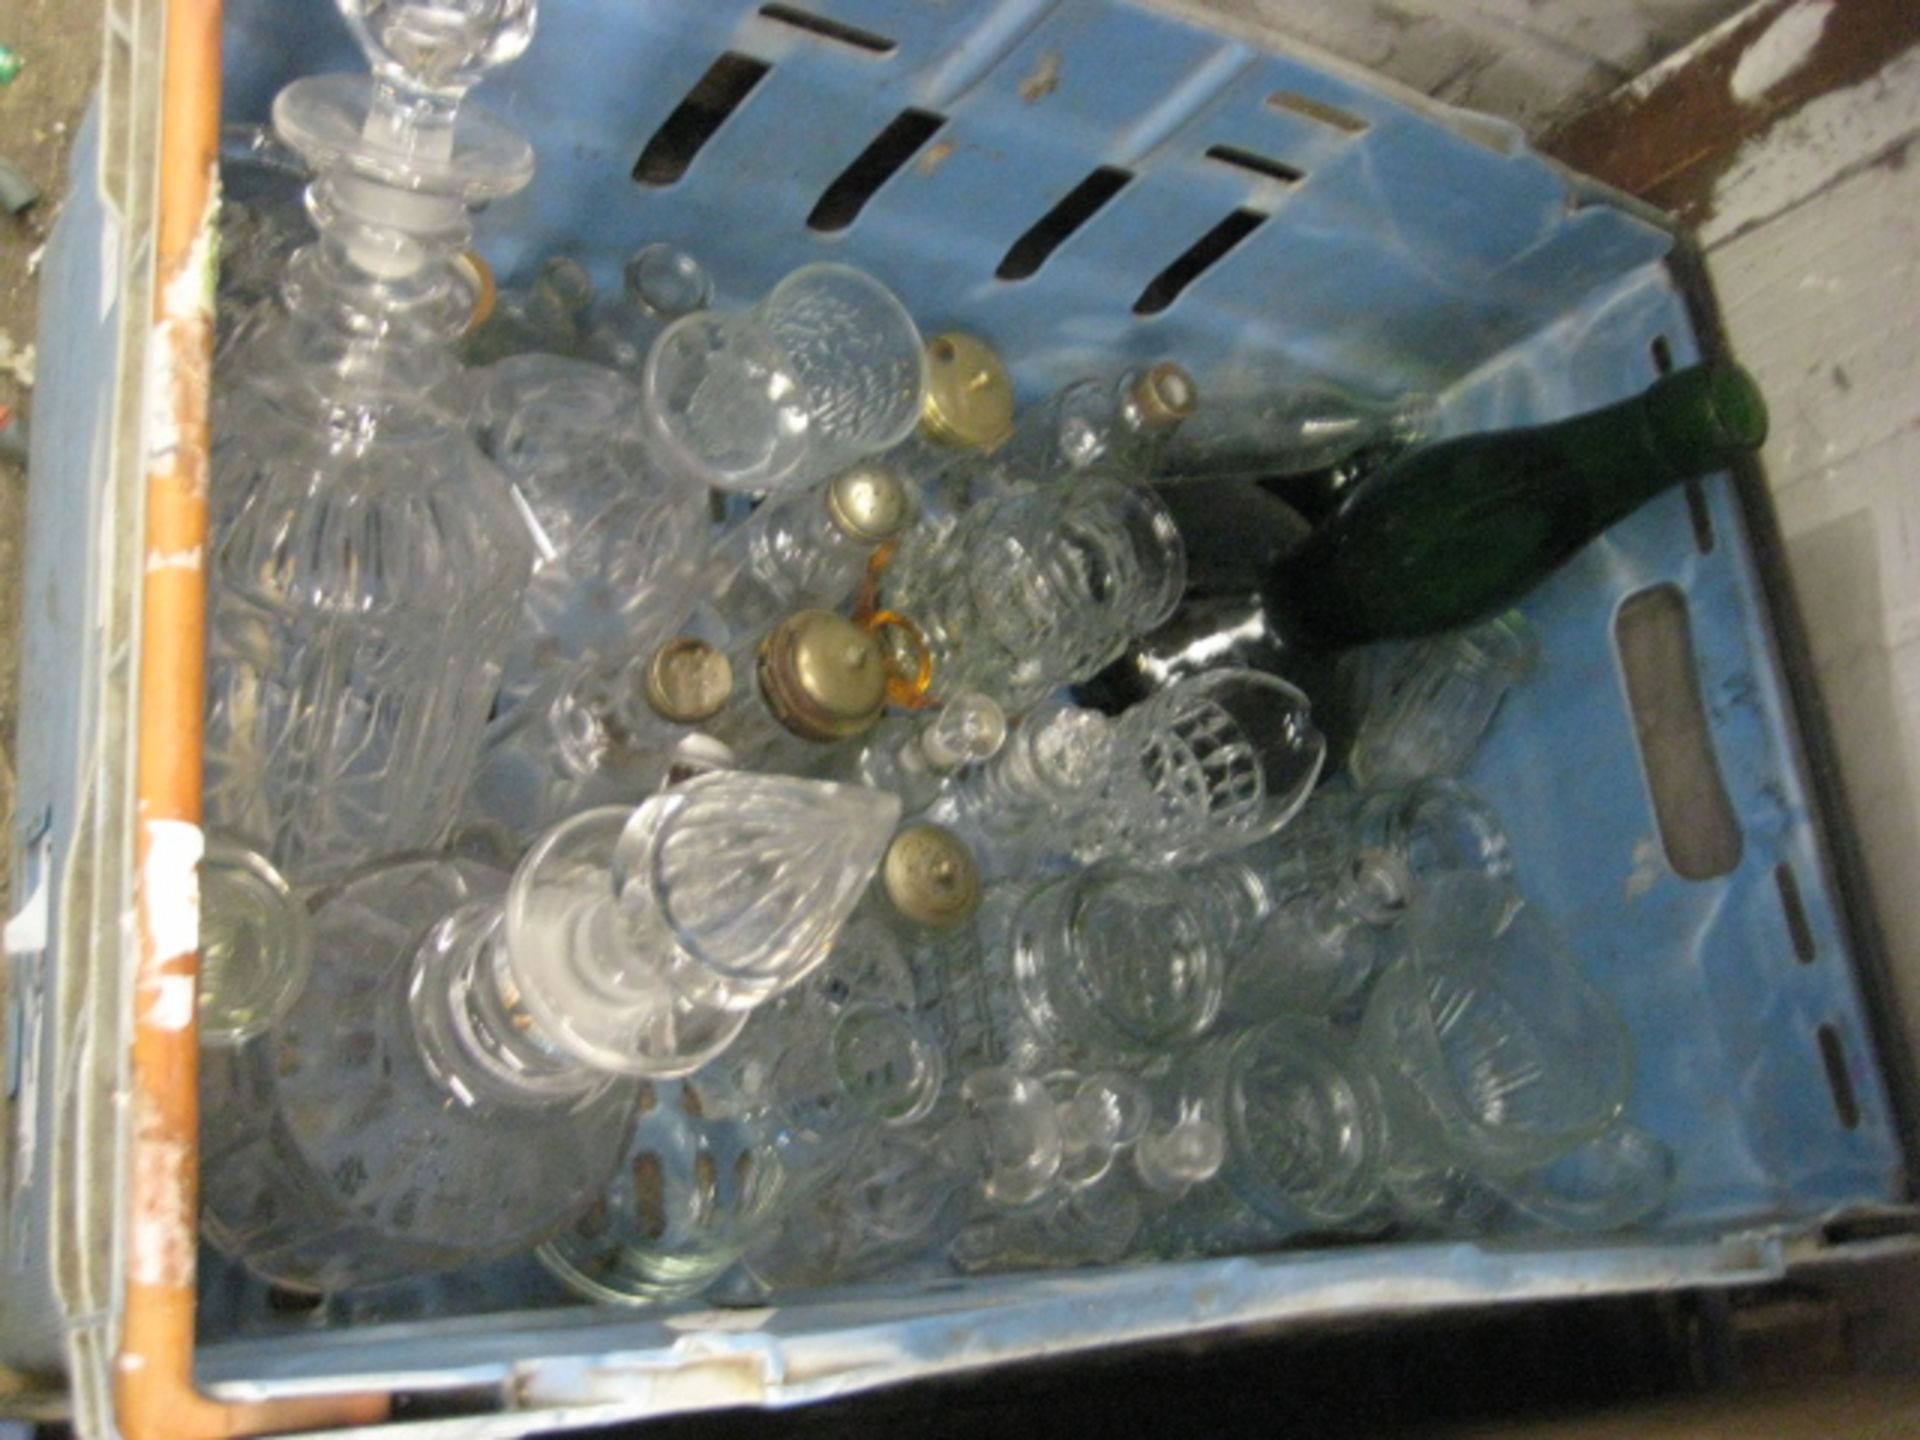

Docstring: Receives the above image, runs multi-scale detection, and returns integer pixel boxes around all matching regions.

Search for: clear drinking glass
[1210,1016,1389,1227]
[833,692,1009,815]
[1490,1122,1674,1233]
[1358,875,1632,1177]
[196,834,313,1047]
[884,475,1187,712]
[642,262,926,494]
[1075,669,1326,866]
[742,1126,972,1293]
[535,1070,790,1305]
[991,862,1226,1071]
[1348,612,1538,789]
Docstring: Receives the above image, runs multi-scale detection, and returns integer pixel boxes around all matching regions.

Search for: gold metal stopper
[758,610,887,742]
[881,823,981,930]
[920,332,1015,451]
[643,637,733,724]
[1130,361,1198,430]
[826,462,913,544]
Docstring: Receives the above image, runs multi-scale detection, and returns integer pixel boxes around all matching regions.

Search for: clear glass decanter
[583,242,714,378]
[1347,612,1538,790]
[1224,775,1514,922]
[1359,874,1631,1178]
[462,635,734,845]
[470,353,712,709]
[203,0,540,880]
[992,362,1197,489]
[460,254,595,366]
[878,475,1186,712]
[643,262,926,494]
[707,461,913,641]
[201,771,896,1291]
[1072,668,1326,866]
[214,124,311,376]
[199,855,638,1293]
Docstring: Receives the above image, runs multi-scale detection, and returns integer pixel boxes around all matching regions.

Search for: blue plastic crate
[12,0,1914,1428]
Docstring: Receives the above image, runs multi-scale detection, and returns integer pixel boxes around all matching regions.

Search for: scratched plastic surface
[186,0,1905,1410]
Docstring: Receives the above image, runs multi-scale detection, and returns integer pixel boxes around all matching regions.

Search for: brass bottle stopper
[643,637,734,725]
[758,609,888,742]
[1128,361,1198,430]
[826,461,913,544]
[880,823,981,931]
[919,332,1016,451]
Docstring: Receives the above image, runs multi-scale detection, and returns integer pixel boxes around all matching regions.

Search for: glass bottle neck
[408,901,606,1110]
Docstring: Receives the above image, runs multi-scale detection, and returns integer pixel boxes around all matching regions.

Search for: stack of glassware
[196,0,1766,1303]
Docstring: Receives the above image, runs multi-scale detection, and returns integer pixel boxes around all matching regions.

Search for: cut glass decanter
[202,770,896,1291]
[203,0,540,880]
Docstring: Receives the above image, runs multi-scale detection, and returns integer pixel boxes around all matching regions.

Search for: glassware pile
[196,0,1767,1305]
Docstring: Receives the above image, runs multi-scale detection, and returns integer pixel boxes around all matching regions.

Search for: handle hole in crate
[1651,334,1675,375]
[1266,90,1369,134]
[997,166,1134,281]
[1615,584,1743,881]
[633,53,774,187]
[1133,208,1268,317]
[1816,1023,1863,1130]
[1204,144,1304,186]
[1776,862,1818,964]
[758,4,897,55]
[808,109,947,233]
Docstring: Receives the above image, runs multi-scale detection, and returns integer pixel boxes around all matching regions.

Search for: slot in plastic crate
[8,0,1917,1433]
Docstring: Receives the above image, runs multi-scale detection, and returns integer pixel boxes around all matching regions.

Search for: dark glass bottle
[1079,364,1766,746]
[1268,363,1767,646]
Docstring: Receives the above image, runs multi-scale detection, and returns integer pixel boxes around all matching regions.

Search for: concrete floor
[0,0,101,906]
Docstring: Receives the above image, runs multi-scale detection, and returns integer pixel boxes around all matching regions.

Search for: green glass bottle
[1267,363,1767,646]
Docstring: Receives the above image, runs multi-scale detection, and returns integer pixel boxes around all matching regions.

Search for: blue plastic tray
[159,0,1920,1416]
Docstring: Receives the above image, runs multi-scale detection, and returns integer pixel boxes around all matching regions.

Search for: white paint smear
[140,817,203,964]
[144,545,204,574]
[1730,1,1832,103]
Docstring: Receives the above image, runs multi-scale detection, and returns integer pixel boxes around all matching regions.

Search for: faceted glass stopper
[338,0,538,97]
